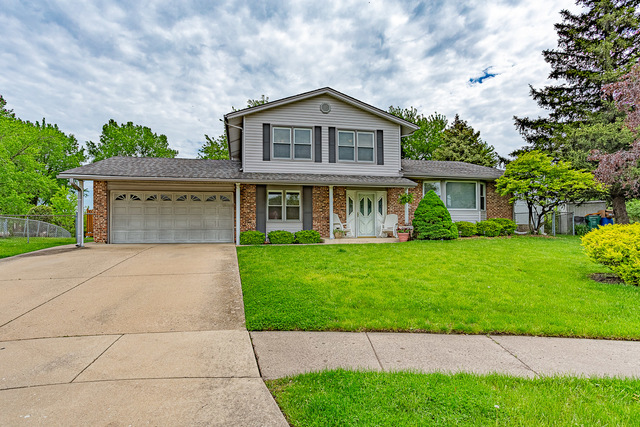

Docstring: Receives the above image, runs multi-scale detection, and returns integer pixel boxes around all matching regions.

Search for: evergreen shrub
[456,221,476,237]
[412,190,458,240]
[476,220,501,237]
[489,218,517,235]
[268,230,296,244]
[294,230,322,244]
[582,223,640,286]
[240,230,265,245]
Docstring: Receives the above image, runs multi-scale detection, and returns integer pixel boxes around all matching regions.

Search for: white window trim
[337,129,376,163]
[422,180,442,198]
[266,189,302,222]
[272,126,313,161]
[479,182,486,211]
[444,181,479,211]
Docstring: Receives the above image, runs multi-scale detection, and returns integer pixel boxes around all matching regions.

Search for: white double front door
[357,193,376,237]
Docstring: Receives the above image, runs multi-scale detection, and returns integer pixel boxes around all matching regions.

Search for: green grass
[267,370,640,426]
[0,237,91,259]
[238,236,640,339]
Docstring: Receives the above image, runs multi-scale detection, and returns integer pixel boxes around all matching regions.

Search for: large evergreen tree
[514,0,640,154]
[432,115,502,168]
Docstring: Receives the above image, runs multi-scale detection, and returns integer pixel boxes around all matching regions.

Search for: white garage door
[111,191,234,243]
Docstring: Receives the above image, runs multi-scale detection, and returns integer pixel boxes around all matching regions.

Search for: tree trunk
[612,195,629,224]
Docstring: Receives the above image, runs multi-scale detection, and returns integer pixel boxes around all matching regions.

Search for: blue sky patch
[469,67,498,85]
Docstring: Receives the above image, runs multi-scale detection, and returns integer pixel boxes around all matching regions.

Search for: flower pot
[398,232,410,242]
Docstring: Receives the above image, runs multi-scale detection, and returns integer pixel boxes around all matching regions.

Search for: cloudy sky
[1,0,581,160]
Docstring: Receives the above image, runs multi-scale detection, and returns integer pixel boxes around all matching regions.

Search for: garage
[110,191,234,243]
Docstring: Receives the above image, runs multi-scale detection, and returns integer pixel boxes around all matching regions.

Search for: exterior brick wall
[93,180,108,243]
[239,184,256,232]
[312,186,330,237]
[486,181,513,219]
[387,183,422,226]
[333,186,346,224]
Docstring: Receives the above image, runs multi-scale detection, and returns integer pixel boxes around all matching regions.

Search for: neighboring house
[59,87,512,244]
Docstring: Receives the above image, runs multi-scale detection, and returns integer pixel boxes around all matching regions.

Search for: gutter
[68,178,84,248]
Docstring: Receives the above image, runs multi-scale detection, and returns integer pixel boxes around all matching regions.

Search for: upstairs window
[338,130,374,162]
[273,127,312,160]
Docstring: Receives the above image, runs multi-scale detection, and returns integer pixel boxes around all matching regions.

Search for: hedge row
[456,218,517,237]
[239,229,322,245]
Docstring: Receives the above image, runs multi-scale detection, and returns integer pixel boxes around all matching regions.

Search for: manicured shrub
[268,230,296,244]
[412,190,458,240]
[456,221,476,237]
[294,230,322,244]
[476,220,501,237]
[490,218,517,236]
[582,223,640,286]
[240,230,265,245]
[27,205,54,222]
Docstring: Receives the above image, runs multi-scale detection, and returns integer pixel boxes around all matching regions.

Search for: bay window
[445,182,477,209]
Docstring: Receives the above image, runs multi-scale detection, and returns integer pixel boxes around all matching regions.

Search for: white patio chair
[333,213,352,237]
[379,214,398,238]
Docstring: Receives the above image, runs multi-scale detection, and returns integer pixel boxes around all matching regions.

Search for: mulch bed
[590,273,625,285]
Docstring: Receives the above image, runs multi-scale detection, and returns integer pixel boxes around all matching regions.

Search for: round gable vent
[319,102,331,114]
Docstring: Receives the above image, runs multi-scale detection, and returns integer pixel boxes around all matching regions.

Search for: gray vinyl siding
[243,94,401,176]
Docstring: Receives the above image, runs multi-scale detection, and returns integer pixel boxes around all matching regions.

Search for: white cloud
[0,0,582,159]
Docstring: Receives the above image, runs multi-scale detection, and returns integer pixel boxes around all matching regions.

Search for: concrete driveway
[0,243,286,426]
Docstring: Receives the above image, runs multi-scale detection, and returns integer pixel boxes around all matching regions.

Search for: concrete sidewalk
[251,331,640,379]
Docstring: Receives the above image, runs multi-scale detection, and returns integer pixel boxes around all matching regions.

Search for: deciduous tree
[496,151,604,233]
[388,106,447,160]
[198,133,229,160]
[86,119,178,162]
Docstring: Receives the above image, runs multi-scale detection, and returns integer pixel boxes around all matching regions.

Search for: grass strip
[267,369,640,426]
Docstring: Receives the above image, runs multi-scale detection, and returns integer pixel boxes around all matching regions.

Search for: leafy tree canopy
[514,0,640,153]
[432,114,502,168]
[388,106,447,160]
[0,99,85,214]
[496,151,604,233]
[198,133,229,160]
[86,119,178,162]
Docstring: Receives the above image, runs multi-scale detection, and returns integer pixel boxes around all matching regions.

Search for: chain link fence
[0,215,73,239]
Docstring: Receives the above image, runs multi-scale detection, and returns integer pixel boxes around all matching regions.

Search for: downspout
[329,185,334,239]
[235,183,241,245]
[68,179,84,247]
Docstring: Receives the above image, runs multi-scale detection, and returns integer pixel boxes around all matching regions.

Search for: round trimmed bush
[476,220,501,237]
[489,218,517,236]
[582,223,640,286]
[294,230,322,244]
[239,230,265,245]
[456,221,476,237]
[268,230,295,244]
[412,190,458,240]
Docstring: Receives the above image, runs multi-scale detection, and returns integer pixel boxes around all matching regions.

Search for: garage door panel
[111,191,234,243]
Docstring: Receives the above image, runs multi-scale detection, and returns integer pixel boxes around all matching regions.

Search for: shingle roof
[401,159,504,180]
[58,156,417,187]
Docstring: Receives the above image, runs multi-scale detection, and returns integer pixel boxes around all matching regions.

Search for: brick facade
[486,181,513,219]
[312,186,330,237]
[387,184,422,226]
[239,184,256,232]
[93,180,108,243]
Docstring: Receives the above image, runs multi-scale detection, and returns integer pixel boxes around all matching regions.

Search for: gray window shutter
[314,126,322,163]
[376,129,384,165]
[303,186,313,230]
[329,127,336,163]
[263,124,270,161]
[256,185,266,233]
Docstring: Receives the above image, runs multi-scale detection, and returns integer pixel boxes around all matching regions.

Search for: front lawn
[0,237,90,259]
[267,370,640,426]
[237,236,640,339]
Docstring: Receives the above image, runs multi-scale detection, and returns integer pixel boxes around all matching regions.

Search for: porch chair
[379,214,398,238]
[333,213,352,237]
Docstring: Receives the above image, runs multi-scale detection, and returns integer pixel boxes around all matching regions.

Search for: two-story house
[59,87,512,244]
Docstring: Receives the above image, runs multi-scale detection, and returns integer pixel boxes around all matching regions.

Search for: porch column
[235,183,241,245]
[329,185,334,239]
[404,188,409,225]
[75,180,84,247]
